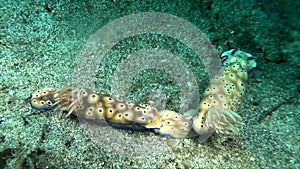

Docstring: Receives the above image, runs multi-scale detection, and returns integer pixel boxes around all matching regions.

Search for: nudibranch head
[221,49,257,74]
[155,110,192,138]
[30,88,56,111]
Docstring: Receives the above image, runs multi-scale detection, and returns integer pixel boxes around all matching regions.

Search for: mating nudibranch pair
[30,49,257,141]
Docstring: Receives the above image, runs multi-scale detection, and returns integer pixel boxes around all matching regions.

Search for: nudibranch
[192,49,257,142]
[29,49,257,141]
[31,87,162,130]
[30,88,56,111]
[155,110,192,138]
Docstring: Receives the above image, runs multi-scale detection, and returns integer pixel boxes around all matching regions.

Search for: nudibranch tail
[30,88,57,111]
[192,49,257,140]
[155,110,192,138]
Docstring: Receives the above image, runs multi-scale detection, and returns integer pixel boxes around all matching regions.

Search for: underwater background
[0,0,299,168]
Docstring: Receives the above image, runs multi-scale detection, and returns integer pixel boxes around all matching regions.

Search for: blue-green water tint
[0,0,299,168]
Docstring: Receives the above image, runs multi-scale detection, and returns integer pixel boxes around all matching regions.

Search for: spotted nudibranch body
[192,49,257,141]
[155,110,192,138]
[30,49,257,141]
[31,87,163,130]
[30,88,56,111]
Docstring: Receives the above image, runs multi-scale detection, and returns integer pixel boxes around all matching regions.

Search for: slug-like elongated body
[29,49,257,141]
[31,87,162,130]
[192,49,257,141]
